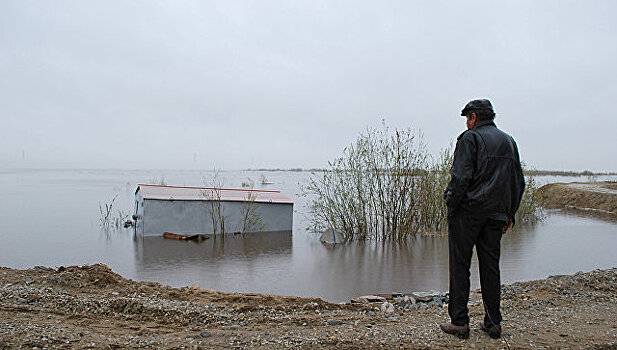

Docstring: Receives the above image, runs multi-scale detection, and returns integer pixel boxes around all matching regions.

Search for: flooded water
[1,169,616,302]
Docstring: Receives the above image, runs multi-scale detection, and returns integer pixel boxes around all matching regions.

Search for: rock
[327,319,344,326]
[302,302,319,310]
[199,331,211,338]
[351,295,386,304]
[380,302,395,314]
[411,292,437,303]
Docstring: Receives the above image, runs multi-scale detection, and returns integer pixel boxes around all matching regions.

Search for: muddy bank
[536,181,617,217]
[1,265,617,349]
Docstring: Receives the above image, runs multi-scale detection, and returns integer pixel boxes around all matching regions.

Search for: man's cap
[461,99,494,116]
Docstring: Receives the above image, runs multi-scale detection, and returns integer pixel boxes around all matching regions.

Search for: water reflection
[132,231,294,293]
[1,169,617,303]
[125,210,617,302]
[134,231,293,264]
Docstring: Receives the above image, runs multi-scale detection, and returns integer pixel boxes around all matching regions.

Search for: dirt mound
[2,264,617,349]
[535,182,617,216]
[603,181,617,191]
[45,263,125,289]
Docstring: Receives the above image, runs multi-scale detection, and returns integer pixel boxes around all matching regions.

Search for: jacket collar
[473,119,496,129]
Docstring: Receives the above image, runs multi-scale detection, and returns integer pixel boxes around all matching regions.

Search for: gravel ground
[1,264,617,349]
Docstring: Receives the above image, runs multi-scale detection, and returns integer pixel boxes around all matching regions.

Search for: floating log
[163,232,208,241]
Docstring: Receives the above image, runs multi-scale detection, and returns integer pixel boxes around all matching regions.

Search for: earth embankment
[536,181,617,216]
[1,264,617,349]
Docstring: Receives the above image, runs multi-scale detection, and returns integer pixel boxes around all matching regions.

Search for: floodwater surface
[1,169,616,302]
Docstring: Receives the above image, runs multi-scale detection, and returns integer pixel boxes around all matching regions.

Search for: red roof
[136,184,293,204]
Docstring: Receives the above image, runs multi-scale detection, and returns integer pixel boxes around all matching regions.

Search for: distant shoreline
[1,167,616,176]
[245,168,617,176]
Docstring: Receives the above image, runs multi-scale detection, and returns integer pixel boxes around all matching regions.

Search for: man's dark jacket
[444,119,525,224]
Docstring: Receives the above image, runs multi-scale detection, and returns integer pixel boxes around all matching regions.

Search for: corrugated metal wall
[137,199,293,236]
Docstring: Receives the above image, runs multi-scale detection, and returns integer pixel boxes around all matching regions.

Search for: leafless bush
[239,189,265,233]
[203,171,264,235]
[203,171,227,235]
[306,125,429,241]
[98,194,129,231]
[516,170,544,225]
[99,195,117,230]
[415,148,453,234]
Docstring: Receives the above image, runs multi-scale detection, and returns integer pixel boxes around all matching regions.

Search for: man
[440,99,525,339]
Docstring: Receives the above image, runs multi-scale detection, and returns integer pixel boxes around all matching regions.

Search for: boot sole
[456,331,470,339]
[479,323,501,339]
[441,327,470,339]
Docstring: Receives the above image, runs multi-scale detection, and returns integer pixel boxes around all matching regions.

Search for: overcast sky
[1,1,616,171]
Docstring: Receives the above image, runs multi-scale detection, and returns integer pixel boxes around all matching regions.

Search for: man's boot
[480,323,501,339]
[439,323,470,339]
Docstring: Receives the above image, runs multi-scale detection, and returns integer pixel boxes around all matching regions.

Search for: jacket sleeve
[444,132,476,216]
[510,138,526,225]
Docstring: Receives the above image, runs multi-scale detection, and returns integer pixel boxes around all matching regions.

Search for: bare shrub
[415,148,453,234]
[306,125,428,241]
[202,170,264,235]
[239,189,265,233]
[203,171,227,235]
[98,194,129,231]
[516,170,544,225]
[307,125,542,241]
[99,195,117,230]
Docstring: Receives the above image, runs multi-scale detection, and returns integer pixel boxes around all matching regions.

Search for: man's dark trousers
[448,210,505,327]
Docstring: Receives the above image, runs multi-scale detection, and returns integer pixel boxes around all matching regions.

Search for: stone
[302,302,319,310]
[199,331,211,338]
[351,295,386,304]
[411,292,437,303]
[327,319,344,326]
[380,302,395,314]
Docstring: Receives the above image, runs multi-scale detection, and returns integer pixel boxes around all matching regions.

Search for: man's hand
[502,219,513,234]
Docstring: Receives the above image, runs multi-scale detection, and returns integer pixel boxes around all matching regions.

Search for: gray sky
[1,1,616,171]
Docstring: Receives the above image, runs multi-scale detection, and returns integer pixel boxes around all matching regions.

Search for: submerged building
[134,184,293,236]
